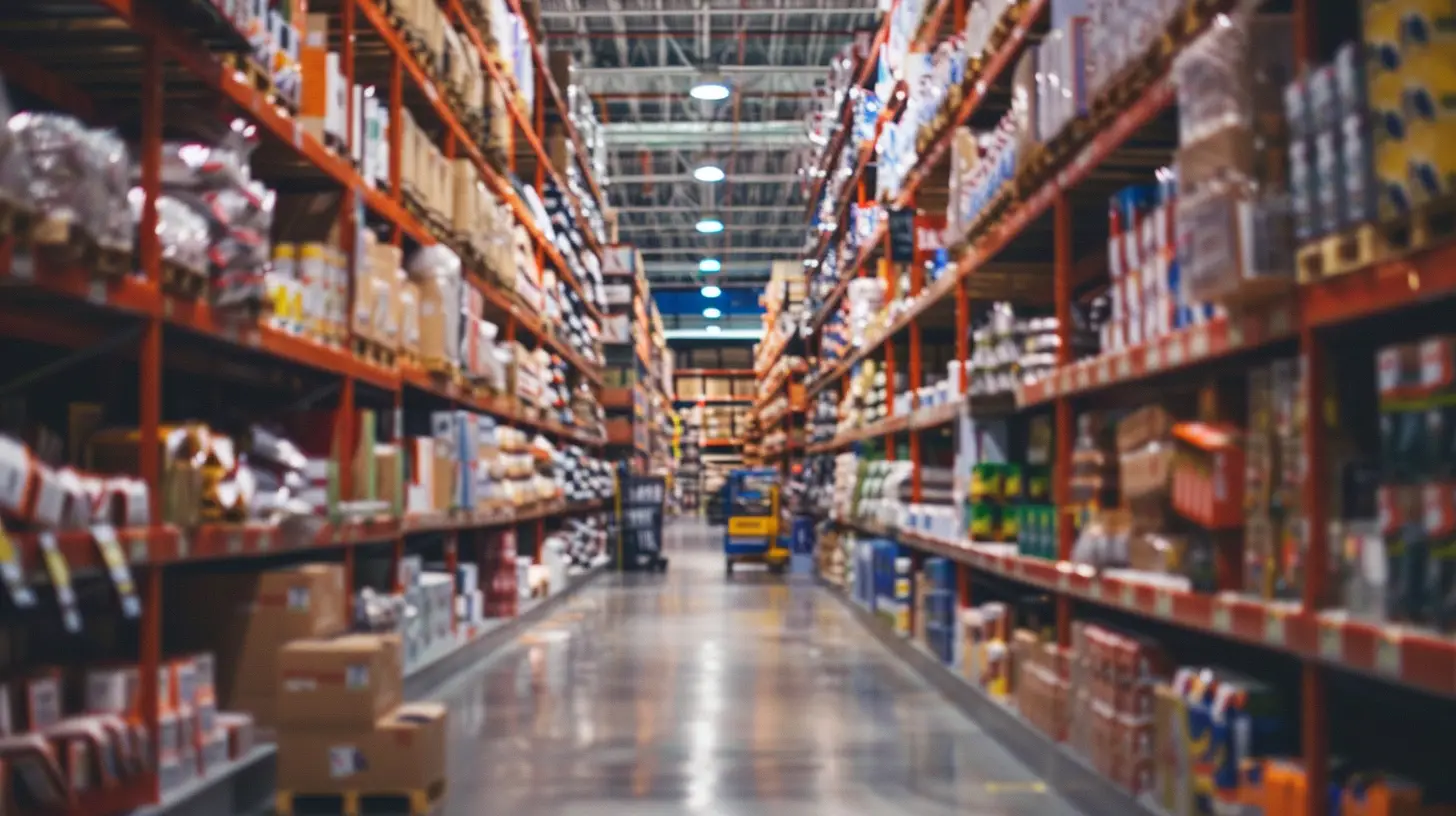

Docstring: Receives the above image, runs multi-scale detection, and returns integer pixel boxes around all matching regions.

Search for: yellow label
[42,547,71,590]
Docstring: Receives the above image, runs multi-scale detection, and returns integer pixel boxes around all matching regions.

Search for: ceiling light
[690,69,731,101]
[696,215,724,234]
[701,284,722,298]
[694,160,725,183]
[705,324,722,333]
[703,307,722,318]
[699,258,722,273]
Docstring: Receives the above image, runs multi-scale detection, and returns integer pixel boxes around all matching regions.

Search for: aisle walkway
[432,519,1086,816]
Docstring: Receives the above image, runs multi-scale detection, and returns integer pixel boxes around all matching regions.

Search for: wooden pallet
[0,198,34,239]
[162,260,209,298]
[1378,195,1456,258]
[26,215,132,277]
[352,336,398,368]
[275,781,445,816]
[222,53,271,93]
[1296,223,1393,283]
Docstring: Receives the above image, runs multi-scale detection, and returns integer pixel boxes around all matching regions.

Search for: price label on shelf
[259,528,274,552]
[1166,338,1186,367]
[1095,359,1111,384]
[1319,622,1342,661]
[1057,571,1071,592]
[1228,321,1246,349]
[1090,580,1105,601]
[88,279,107,305]
[1146,344,1163,371]
[1119,583,1136,608]
[92,525,141,619]
[1375,632,1403,677]
[1270,307,1292,336]
[1264,608,1287,647]
[37,533,81,633]
[0,520,36,609]
[1213,603,1232,633]
[10,249,34,280]
[1190,326,1211,359]
[227,530,244,555]
[1115,354,1132,380]
[1154,589,1173,618]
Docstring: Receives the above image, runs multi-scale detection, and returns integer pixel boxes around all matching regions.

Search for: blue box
[924,557,956,592]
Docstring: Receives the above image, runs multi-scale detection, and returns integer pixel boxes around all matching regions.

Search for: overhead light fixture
[703,307,722,319]
[690,68,731,101]
[693,159,725,183]
[695,215,724,234]
[699,258,722,273]
[705,324,722,334]
[701,284,722,298]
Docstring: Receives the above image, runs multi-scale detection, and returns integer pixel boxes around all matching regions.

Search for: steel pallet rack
[799,0,1456,814]
[0,0,612,812]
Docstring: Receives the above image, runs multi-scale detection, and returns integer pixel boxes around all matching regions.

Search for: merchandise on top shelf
[1174,10,1297,306]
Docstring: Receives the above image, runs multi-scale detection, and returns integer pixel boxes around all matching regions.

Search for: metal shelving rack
[0,1,611,812]
[800,0,1456,814]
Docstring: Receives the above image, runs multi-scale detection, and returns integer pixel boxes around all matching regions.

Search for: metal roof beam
[543,7,875,19]
[613,172,800,184]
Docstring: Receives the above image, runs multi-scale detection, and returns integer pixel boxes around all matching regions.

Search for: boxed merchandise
[277,702,447,794]
[276,635,403,728]
[167,564,348,722]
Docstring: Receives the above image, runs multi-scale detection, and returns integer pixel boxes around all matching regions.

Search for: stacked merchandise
[969,457,1053,551]
[810,390,840,445]
[831,452,860,521]
[167,564,348,735]
[1175,10,1297,306]
[275,633,447,803]
[916,558,959,663]
[1065,622,1172,796]
[1376,338,1456,633]
[848,536,911,634]
[968,303,1071,397]
[480,528,522,618]
[959,602,1011,696]
[816,525,848,586]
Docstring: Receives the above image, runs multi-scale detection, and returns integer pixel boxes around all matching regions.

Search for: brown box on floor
[167,564,348,723]
[277,634,403,729]
[277,702,447,794]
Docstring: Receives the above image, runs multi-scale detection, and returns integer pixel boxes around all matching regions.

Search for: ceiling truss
[543,0,876,282]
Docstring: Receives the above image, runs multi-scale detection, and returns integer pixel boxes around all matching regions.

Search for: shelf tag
[259,528,274,552]
[1119,583,1136,608]
[1095,358,1111,384]
[1190,326,1210,359]
[37,533,81,633]
[1115,353,1132,379]
[1270,307,1292,336]
[1213,603,1232,633]
[1057,571,1070,592]
[227,529,244,555]
[10,248,34,280]
[88,279,107,305]
[92,525,141,618]
[1146,344,1163,371]
[1154,589,1173,618]
[1318,622,1341,661]
[1264,608,1286,647]
[0,520,37,609]
[1375,632,1402,677]
[1227,321,1245,349]
[1166,338,1186,367]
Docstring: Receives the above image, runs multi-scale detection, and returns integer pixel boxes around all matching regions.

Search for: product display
[800,0,1456,812]
[0,1,619,810]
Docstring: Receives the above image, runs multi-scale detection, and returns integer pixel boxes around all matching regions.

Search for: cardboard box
[276,702,447,794]
[277,634,403,729]
[167,564,348,709]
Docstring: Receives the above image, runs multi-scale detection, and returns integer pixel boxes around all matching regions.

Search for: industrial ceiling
[541,0,877,286]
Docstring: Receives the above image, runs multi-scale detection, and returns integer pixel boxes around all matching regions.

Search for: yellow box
[728,517,773,537]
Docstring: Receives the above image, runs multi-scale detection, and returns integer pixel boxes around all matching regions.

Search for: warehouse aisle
[430,519,1085,816]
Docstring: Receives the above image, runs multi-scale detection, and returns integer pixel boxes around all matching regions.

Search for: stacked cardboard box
[167,564,348,729]
[1068,622,1172,796]
[276,633,447,798]
[398,110,454,219]
[1013,630,1071,743]
[481,527,520,617]
[397,555,459,669]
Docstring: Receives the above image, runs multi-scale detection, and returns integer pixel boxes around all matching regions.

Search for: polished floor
[433,519,1088,816]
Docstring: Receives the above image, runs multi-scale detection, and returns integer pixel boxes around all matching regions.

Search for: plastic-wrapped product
[7,113,132,250]
[128,190,211,277]
[0,83,33,214]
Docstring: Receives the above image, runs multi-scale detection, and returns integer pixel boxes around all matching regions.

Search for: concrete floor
[432,519,1088,816]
